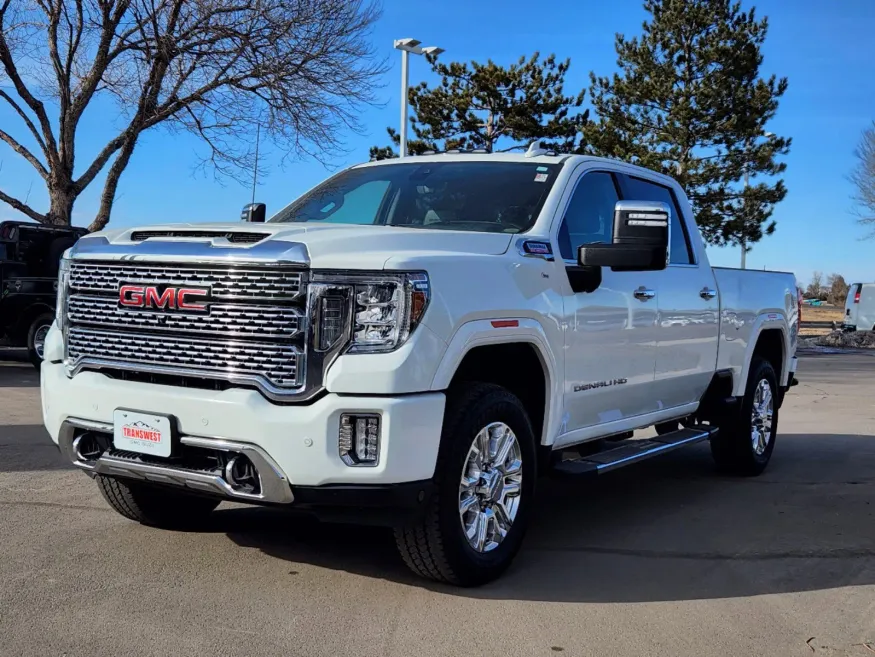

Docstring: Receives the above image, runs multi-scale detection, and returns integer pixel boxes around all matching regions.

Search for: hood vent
[130,230,268,244]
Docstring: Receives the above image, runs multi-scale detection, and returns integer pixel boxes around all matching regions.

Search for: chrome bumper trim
[58,419,293,504]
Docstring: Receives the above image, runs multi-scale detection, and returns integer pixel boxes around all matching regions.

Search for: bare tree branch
[851,122,875,236]
[0,3,60,165]
[0,0,386,228]
[0,127,48,177]
[0,186,47,222]
[0,89,49,156]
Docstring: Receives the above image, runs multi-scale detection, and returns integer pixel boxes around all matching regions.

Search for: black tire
[394,382,536,586]
[27,312,54,369]
[710,356,779,476]
[96,476,220,528]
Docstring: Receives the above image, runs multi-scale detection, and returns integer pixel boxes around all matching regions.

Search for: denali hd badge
[574,378,628,392]
[118,283,209,313]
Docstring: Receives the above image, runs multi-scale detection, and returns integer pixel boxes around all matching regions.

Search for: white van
[844,283,875,331]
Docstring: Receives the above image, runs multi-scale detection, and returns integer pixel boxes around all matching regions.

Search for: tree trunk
[46,183,75,226]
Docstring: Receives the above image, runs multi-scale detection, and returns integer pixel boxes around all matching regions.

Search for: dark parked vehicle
[0,221,86,367]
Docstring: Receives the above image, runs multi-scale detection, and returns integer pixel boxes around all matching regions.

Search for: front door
[556,170,660,443]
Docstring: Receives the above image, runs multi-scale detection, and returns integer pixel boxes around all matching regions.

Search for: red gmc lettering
[145,287,176,308]
[119,285,145,306]
[119,285,208,311]
[178,288,208,311]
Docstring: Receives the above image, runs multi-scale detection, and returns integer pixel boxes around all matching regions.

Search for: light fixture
[393,37,445,157]
[339,413,381,466]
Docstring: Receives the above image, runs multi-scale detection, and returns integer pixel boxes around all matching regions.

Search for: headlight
[56,256,71,334]
[310,272,430,354]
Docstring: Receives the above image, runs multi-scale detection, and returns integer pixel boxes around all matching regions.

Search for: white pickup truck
[42,146,799,586]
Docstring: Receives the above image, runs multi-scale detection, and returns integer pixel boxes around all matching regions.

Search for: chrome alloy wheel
[751,378,774,455]
[458,422,523,553]
[34,324,51,360]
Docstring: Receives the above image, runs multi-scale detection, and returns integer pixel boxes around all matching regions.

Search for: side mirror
[241,202,266,223]
[578,201,669,271]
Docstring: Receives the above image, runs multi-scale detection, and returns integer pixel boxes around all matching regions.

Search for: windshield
[270,161,561,233]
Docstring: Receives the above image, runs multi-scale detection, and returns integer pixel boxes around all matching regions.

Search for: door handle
[633,286,656,301]
[700,287,718,300]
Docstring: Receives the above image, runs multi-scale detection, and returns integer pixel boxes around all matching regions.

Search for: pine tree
[370,53,588,160]
[586,0,790,248]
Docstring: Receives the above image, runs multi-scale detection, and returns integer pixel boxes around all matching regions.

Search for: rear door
[845,283,862,327]
[617,174,720,411]
[859,285,875,331]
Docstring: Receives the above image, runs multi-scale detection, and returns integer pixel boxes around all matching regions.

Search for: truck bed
[713,267,799,395]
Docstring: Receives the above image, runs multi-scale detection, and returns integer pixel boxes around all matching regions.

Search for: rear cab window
[620,175,695,265]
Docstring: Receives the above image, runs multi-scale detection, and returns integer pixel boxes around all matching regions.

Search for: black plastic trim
[290,479,435,526]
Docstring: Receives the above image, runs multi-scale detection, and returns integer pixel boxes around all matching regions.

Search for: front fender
[431,317,563,445]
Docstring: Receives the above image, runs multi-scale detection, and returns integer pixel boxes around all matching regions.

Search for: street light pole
[399,48,409,159]
[393,38,445,158]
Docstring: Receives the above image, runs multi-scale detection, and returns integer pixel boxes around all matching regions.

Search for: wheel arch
[733,316,790,398]
[13,302,54,344]
[431,318,562,446]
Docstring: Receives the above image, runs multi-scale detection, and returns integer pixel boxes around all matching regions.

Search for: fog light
[339,413,380,466]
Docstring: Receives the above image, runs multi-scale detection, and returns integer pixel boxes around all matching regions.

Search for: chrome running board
[553,426,717,476]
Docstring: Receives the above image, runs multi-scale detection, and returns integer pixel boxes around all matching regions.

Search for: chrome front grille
[67,328,300,388]
[69,262,303,300]
[68,296,303,339]
[65,260,307,398]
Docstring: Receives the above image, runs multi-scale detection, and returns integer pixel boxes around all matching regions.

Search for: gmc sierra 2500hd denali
[42,145,799,586]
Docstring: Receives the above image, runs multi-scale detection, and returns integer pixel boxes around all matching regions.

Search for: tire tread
[711,356,778,476]
[96,475,219,527]
[394,382,530,585]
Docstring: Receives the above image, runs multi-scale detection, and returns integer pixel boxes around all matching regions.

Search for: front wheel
[710,356,779,476]
[97,476,220,528]
[394,383,536,586]
[27,312,54,369]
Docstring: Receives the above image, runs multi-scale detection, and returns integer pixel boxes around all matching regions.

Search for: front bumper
[42,360,445,505]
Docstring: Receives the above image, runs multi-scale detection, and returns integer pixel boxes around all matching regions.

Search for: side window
[558,172,619,260]
[624,177,694,265]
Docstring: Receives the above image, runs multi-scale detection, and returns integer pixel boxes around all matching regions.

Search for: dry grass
[801,304,845,323]
[799,327,832,337]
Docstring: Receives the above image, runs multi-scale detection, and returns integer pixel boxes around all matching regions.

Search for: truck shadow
[0,424,72,472]
[0,354,39,388]
[220,432,875,603]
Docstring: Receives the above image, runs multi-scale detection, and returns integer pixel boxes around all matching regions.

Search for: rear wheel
[710,356,778,476]
[97,476,220,528]
[27,312,54,369]
[394,383,536,586]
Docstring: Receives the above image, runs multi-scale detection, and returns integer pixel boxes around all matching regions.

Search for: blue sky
[1,0,874,286]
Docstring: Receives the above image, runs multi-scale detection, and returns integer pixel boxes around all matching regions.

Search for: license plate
[113,410,172,458]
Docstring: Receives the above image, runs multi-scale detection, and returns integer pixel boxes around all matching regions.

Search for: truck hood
[79,222,514,269]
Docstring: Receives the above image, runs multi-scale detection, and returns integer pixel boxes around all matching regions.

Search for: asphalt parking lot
[1,350,874,657]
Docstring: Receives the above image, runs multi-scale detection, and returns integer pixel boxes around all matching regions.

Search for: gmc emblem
[119,284,209,313]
